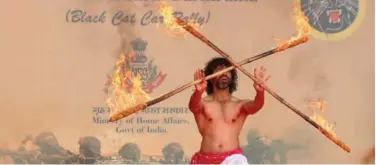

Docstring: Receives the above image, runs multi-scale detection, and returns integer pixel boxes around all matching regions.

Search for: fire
[157,1,201,38]
[306,98,336,137]
[291,2,311,38]
[105,53,150,117]
[275,2,311,52]
[307,97,327,112]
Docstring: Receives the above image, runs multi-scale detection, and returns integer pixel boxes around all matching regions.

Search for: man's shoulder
[202,96,249,104]
[231,96,241,102]
[231,96,250,103]
[202,95,213,102]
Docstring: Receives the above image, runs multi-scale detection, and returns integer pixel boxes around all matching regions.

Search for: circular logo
[299,0,366,41]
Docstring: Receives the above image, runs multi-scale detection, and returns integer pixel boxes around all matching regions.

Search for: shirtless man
[189,57,270,164]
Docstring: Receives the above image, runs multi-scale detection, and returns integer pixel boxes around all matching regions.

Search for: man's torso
[194,96,248,153]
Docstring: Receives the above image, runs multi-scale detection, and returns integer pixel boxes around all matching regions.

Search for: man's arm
[189,90,204,114]
[241,91,264,115]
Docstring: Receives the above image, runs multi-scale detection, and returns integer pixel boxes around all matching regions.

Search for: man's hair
[204,57,238,95]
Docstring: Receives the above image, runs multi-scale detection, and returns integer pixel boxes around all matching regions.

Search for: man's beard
[215,76,231,89]
[216,81,229,89]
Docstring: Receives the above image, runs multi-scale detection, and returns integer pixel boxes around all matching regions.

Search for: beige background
[0,0,374,163]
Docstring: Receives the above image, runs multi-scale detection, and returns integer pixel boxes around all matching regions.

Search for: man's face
[212,65,232,90]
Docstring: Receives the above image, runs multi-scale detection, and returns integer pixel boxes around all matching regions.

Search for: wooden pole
[108,33,307,122]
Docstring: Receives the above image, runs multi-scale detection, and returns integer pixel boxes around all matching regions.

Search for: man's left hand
[253,66,270,92]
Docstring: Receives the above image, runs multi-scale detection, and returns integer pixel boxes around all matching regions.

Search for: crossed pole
[109,4,351,153]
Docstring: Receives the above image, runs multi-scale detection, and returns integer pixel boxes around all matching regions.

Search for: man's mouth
[327,9,342,24]
[220,76,229,81]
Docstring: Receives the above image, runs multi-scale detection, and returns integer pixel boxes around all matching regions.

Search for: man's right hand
[194,69,207,92]
[190,69,206,114]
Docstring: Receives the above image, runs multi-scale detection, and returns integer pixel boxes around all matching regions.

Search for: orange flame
[291,2,311,37]
[105,53,150,117]
[157,1,201,38]
[307,97,327,112]
[307,98,336,137]
[275,2,311,52]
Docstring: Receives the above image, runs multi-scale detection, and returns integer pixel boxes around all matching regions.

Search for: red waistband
[190,148,243,164]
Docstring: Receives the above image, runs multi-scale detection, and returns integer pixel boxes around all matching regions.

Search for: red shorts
[189,148,244,164]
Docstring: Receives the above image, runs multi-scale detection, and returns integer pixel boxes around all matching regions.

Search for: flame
[306,98,336,137]
[291,2,311,37]
[157,1,201,38]
[307,97,327,112]
[105,53,151,117]
[275,2,311,51]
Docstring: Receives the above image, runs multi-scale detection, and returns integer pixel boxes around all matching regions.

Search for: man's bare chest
[202,101,243,121]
